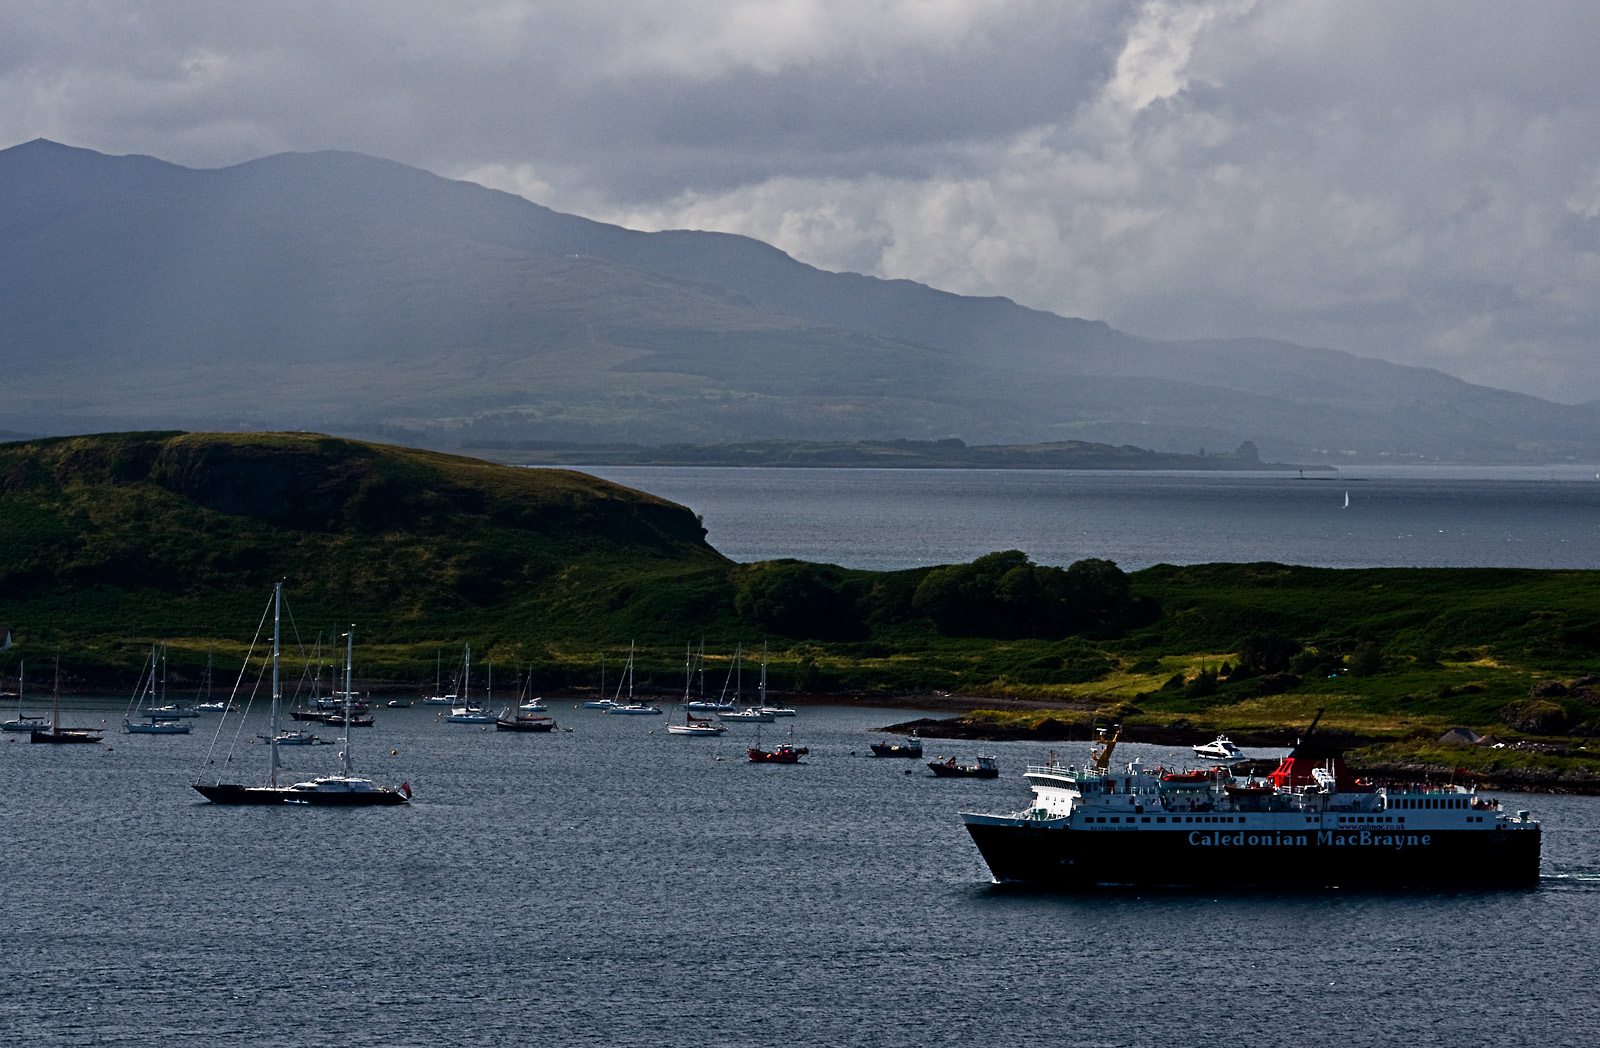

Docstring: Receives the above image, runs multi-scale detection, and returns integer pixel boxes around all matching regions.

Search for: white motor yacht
[1192,734,1243,761]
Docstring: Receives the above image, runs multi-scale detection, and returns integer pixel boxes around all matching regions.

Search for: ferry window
[1238,818,1246,824]
[1110,817,1119,823]
[1156,817,1166,823]
[1141,817,1150,823]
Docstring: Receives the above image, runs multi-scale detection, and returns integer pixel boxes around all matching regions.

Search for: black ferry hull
[964,821,1541,889]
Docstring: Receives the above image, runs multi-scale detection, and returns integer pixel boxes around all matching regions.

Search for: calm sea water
[578,465,1600,571]
[3,700,1598,1047]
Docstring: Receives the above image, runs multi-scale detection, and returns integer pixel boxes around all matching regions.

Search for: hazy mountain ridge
[3,138,1596,462]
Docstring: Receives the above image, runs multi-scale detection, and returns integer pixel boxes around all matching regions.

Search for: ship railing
[1026,763,1090,779]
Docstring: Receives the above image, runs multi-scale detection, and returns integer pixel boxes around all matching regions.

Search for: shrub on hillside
[1500,699,1571,734]
[910,551,1143,638]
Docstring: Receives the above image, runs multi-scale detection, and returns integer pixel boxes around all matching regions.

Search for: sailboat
[30,656,103,744]
[606,642,663,715]
[715,644,773,722]
[123,645,192,734]
[422,648,459,704]
[582,656,616,709]
[667,711,726,736]
[195,649,234,711]
[2,661,50,733]
[685,642,737,712]
[755,644,796,717]
[446,644,495,723]
[497,670,557,732]
[668,643,725,735]
[192,586,410,805]
[1344,491,1350,508]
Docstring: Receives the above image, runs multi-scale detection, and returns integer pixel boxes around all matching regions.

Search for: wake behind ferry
[960,713,1540,888]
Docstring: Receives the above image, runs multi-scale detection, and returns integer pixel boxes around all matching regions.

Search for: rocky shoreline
[874,715,1600,796]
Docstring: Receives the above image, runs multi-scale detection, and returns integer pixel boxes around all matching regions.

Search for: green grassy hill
[0,431,737,679]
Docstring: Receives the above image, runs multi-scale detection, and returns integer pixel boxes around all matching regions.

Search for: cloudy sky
[6,1,1600,402]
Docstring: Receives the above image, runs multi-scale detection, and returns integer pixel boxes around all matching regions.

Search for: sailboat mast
[52,653,61,733]
[270,580,282,787]
[341,624,354,778]
[464,644,471,704]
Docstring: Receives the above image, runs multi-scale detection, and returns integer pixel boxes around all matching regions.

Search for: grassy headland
[2,431,1597,789]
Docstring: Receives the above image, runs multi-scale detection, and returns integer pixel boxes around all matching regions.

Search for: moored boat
[192,591,409,807]
[748,742,808,763]
[262,729,325,746]
[30,657,102,745]
[125,716,191,735]
[928,755,999,778]
[496,675,557,732]
[1192,734,1243,761]
[667,712,725,736]
[444,644,496,722]
[2,661,50,733]
[870,734,923,758]
[605,642,662,715]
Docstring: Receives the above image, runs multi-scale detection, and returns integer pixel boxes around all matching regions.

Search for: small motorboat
[607,702,664,716]
[870,734,923,758]
[386,699,413,708]
[144,704,200,719]
[1192,734,1243,761]
[320,712,374,727]
[262,730,325,746]
[124,715,191,734]
[927,755,999,779]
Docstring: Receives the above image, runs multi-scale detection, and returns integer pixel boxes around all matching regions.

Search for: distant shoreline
[462,437,1326,472]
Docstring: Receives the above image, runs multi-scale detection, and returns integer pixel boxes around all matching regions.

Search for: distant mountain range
[3,138,1597,463]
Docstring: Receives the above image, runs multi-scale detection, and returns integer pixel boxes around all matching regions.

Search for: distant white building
[0,625,10,652]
